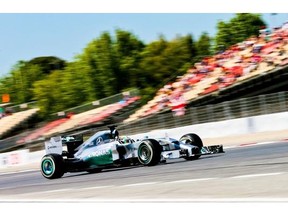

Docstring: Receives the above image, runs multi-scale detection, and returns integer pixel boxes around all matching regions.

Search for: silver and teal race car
[40,126,224,179]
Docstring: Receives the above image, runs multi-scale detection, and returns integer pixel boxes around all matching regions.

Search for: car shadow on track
[61,165,144,179]
[60,154,225,179]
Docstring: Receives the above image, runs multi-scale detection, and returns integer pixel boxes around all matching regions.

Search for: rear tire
[180,133,203,160]
[137,139,162,166]
[41,154,65,179]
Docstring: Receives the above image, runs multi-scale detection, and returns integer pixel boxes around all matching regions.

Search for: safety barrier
[0,149,29,167]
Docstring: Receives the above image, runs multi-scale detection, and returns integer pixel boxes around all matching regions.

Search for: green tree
[138,34,196,102]
[0,61,40,103]
[93,32,118,97]
[33,70,65,116]
[0,57,67,105]
[195,32,212,61]
[139,35,168,86]
[28,56,66,74]
[114,29,145,90]
[215,13,266,51]
[186,34,198,65]
[0,75,14,102]
[61,61,96,107]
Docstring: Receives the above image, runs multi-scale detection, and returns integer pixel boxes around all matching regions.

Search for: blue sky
[0,13,287,77]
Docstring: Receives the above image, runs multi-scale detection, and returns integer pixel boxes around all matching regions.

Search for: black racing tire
[87,168,103,174]
[40,154,65,179]
[137,139,162,166]
[180,133,203,160]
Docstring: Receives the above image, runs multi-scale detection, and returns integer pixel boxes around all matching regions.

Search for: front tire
[180,133,203,160]
[41,154,65,179]
[137,139,162,166]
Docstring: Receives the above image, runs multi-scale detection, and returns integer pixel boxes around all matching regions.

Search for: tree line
[0,14,266,118]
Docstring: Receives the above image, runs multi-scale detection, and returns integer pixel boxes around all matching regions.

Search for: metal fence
[6,101,38,113]
[118,91,288,136]
[4,89,140,118]
[49,88,140,119]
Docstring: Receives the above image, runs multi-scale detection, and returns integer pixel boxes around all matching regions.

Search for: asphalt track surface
[0,142,287,201]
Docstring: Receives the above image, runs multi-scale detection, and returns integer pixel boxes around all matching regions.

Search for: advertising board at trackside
[0,149,29,167]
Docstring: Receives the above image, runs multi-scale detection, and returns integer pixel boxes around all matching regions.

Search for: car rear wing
[44,136,63,154]
[44,135,84,155]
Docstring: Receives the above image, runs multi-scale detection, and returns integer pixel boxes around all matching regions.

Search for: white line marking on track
[42,188,72,193]
[78,185,115,190]
[18,188,73,196]
[165,178,217,184]
[119,182,159,187]
[0,169,38,176]
[230,172,284,179]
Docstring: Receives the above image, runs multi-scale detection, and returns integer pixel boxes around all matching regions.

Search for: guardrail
[49,88,140,119]
[5,101,38,113]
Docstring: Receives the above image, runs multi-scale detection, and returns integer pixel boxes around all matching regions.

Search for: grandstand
[0,107,39,139]
[17,117,70,144]
[124,22,288,123]
[15,94,140,145]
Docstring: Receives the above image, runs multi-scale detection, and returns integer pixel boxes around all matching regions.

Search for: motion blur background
[0,11,288,162]
[0,2,288,215]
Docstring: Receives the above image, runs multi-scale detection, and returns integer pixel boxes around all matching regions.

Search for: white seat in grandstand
[223,59,236,68]
[280,53,288,60]
[239,47,253,57]
[284,44,288,51]
[237,70,258,82]
[255,62,276,74]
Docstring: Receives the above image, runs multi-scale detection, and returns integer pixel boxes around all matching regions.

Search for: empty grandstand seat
[43,105,110,136]
[78,103,122,126]
[0,108,39,138]
[17,118,69,143]
[280,58,288,66]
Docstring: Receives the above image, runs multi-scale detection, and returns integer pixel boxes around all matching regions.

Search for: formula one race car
[40,126,224,179]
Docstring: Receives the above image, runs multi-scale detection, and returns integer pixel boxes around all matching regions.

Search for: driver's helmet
[111,128,119,139]
[121,136,129,144]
